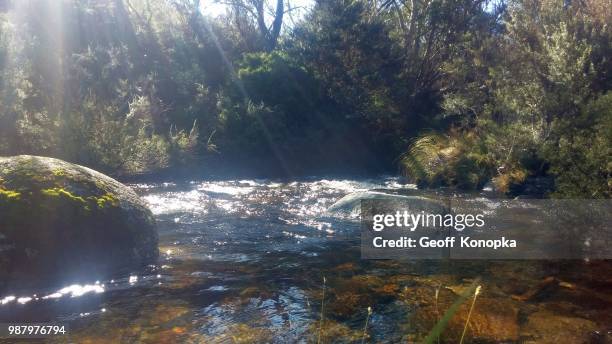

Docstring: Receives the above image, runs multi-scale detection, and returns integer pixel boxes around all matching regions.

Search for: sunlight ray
[198,5,294,176]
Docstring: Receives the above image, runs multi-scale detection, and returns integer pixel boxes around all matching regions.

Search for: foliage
[544,93,612,198]
[290,0,404,160]
[432,0,610,196]
[0,0,609,196]
[401,131,494,190]
[216,51,324,169]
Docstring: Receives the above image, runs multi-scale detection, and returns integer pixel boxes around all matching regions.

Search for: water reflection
[0,296,15,305]
[1,283,105,306]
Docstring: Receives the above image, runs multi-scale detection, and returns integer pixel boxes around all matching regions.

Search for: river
[1,177,610,343]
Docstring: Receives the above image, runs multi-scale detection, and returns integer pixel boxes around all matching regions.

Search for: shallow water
[1,177,611,343]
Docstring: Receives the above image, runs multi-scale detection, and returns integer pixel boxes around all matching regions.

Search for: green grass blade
[422,278,481,344]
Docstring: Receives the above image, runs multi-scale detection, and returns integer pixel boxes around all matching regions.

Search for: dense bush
[0,0,609,196]
[544,93,612,198]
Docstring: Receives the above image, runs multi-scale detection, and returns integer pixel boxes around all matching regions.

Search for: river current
[1,177,610,343]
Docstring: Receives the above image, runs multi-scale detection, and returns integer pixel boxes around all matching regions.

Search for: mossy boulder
[0,155,158,288]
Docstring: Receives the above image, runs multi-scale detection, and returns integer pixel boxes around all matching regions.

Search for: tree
[216,0,286,51]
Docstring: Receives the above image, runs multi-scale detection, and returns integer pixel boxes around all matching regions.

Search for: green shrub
[401,131,494,190]
[544,93,612,198]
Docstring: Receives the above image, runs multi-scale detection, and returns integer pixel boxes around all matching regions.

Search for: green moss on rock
[52,168,67,177]
[41,187,87,203]
[0,187,21,200]
[0,155,158,288]
[94,192,119,209]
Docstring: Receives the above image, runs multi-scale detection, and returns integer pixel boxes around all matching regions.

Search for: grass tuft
[459,285,482,344]
[423,279,481,344]
[317,276,326,344]
[361,306,372,344]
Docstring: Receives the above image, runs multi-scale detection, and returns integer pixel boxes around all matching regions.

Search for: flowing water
[1,177,611,343]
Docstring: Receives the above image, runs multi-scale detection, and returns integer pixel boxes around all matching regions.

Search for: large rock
[0,155,158,288]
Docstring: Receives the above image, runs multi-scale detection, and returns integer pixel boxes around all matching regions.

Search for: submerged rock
[327,191,447,214]
[403,281,520,343]
[521,310,598,343]
[0,155,158,288]
[417,296,520,342]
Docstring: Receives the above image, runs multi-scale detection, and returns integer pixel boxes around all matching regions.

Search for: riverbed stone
[0,155,158,288]
[405,285,520,343]
[520,310,598,344]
